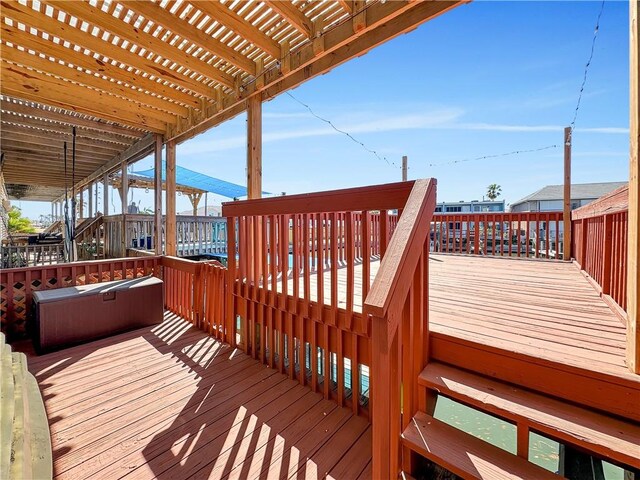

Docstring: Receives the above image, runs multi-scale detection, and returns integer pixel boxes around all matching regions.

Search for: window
[446,206,462,212]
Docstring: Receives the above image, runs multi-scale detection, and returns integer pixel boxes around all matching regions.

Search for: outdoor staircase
[0,334,52,480]
[401,362,640,479]
[74,214,105,259]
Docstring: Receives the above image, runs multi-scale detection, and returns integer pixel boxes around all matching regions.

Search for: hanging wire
[427,144,560,168]
[285,92,397,168]
[569,0,606,133]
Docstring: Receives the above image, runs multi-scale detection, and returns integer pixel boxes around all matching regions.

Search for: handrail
[365,179,436,321]
[222,181,415,216]
[363,178,437,479]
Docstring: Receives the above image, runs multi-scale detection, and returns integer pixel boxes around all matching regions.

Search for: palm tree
[486,184,502,201]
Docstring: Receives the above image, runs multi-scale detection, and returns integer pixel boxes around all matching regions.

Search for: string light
[285,92,398,169]
[427,145,560,168]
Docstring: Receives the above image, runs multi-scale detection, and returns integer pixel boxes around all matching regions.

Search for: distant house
[509,182,627,257]
[435,199,505,213]
[178,205,222,217]
[509,182,627,213]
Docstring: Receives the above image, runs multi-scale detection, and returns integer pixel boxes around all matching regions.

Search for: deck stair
[0,334,52,480]
[401,362,640,479]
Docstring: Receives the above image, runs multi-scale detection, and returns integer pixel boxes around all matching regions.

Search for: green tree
[8,207,36,233]
[486,184,502,201]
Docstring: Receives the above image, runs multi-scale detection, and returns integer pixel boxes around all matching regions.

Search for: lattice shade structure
[0,0,465,202]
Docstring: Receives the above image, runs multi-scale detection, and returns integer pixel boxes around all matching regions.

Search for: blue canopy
[134,165,267,199]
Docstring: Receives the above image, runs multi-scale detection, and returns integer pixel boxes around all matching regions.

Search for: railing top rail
[433,211,563,217]
[159,255,201,274]
[0,255,161,275]
[572,185,629,221]
[364,179,437,321]
[222,181,416,217]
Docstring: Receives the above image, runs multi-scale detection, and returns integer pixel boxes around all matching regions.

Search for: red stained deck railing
[222,182,414,418]
[572,186,629,314]
[431,211,564,260]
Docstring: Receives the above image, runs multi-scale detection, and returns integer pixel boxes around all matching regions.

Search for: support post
[121,161,128,256]
[103,172,109,215]
[88,182,94,218]
[79,188,84,219]
[154,134,163,255]
[628,0,639,373]
[563,126,572,261]
[247,96,262,199]
[166,140,177,256]
[402,155,408,182]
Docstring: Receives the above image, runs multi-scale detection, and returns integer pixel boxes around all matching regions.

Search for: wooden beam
[337,0,354,15]
[1,97,145,139]
[265,1,313,38]
[0,45,189,117]
[564,126,572,262]
[154,134,163,255]
[120,160,128,252]
[169,1,464,143]
[1,140,114,160]
[46,0,237,86]
[166,140,177,256]
[0,131,122,156]
[1,63,169,132]
[628,0,639,373]
[0,23,203,109]
[247,96,262,199]
[189,1,281,59]
[88,182,93,217]
[0,1,217,98]
[0,118,134,146]
[71,133,156,193]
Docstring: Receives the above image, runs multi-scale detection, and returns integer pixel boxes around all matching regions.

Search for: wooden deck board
[27,313,371,480]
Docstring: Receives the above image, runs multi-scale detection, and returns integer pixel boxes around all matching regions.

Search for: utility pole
[563,126,572,262]
[402,155,408,182]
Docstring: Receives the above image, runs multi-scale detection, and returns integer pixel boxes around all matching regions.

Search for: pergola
[0,0,464,251]
[0,1,638,369]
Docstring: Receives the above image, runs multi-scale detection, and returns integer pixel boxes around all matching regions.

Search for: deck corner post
[371,315,392,480]
[154,134,164,255]
[564,126,572,261]
[226,215,237,347]
[627,0,640,373]
[120,160,129,257]
[166,140,177,257]
[247,95,262,200]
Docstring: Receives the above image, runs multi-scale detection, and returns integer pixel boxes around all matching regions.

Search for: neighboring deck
[25,313,371,480]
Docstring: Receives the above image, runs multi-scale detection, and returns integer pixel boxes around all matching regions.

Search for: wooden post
[204,192,208,216]
[154,134,163,255]
[103,172,109,215]
[247,96,262,199]
[88,182,93,217]
[79,187,84,218]
[166,140,177,256]
[121,161,128,256]
[95,180,99,215]
[627,0,639,373]
[402,155,408,182]
[563,127,572,261]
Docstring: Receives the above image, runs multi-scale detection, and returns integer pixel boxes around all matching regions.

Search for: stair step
[402,412,561,479]
[419,362,640,469]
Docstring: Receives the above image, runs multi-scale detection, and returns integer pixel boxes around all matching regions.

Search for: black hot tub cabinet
[32,276,164,353]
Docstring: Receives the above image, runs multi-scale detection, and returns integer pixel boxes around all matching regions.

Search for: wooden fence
[572,186,628,314]
[0,244,65,268]
[431,211,564,259]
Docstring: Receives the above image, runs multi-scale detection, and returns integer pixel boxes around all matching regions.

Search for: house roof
[510,182,628,207]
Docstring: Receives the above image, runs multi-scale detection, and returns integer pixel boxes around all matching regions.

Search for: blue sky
[17,1,630,219]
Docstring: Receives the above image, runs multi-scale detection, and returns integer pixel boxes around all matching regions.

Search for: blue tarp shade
[134,165,267,199]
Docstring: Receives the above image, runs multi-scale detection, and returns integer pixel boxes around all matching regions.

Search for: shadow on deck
[25,313,372,480]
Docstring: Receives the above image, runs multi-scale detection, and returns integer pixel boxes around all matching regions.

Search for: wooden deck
[25,313,372,480]
[272,253,639,419]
